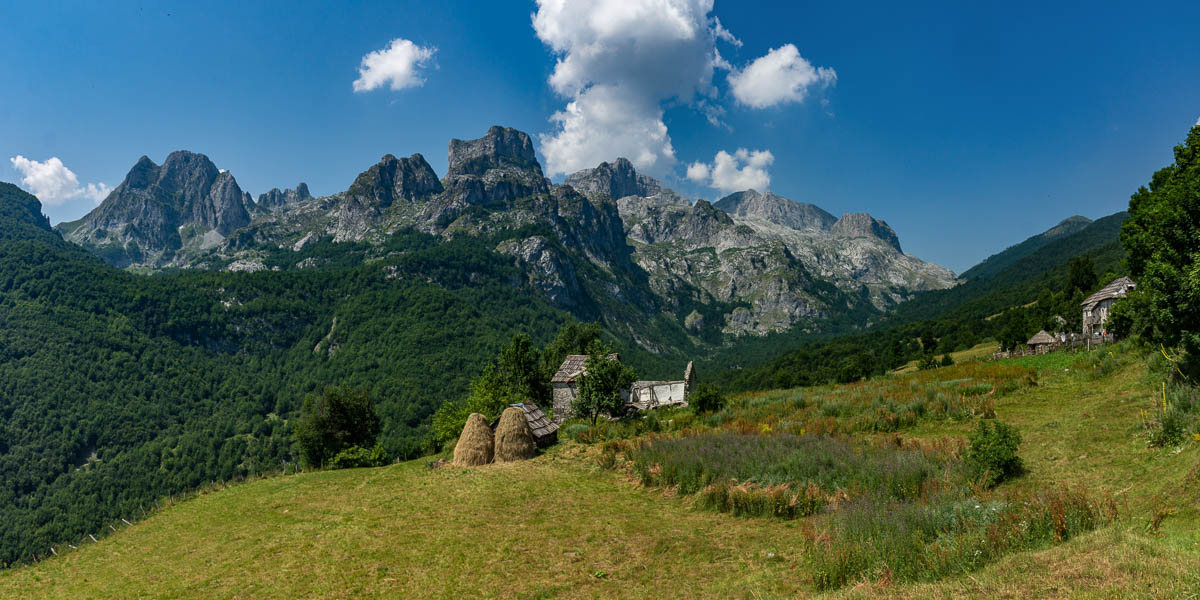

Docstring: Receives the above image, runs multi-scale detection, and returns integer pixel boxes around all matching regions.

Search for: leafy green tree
[1121,125,1200,374]
[573,342,637,426]
[292,387,381,468]
[430,333,547,446]
[1067,256,1098,294]
[539,320,603,383]
[689,383,726,413]
[998,313,1029,352]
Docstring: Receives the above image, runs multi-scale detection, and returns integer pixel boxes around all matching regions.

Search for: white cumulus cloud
[686,148,773,194]
[533,0,727,177]
[9,156,111,206]
[352,38,436,93]
[728,43,836,109]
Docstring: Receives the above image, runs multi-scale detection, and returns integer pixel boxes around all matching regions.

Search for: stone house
[628,362,696,411]
[1081,276,1136,338]
[551,355,696,423]
[550,353,617,423]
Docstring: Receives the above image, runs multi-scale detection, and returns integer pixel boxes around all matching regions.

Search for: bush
[329,442,390,469]
[918,354,940,370]
[940,354,954,367]
[689,383,726,413]
[1150,407,1189,447]
[563,423,591,442]
[965,420,1023,488]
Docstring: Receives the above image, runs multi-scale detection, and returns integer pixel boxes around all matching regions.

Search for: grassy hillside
[4,344,1196,598]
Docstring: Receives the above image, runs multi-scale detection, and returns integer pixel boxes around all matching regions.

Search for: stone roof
[551,353,618,383]
[1081,276,1136,308]
[1027,330,1056,345]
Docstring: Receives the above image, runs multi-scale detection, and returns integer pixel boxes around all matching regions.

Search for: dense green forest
[0,182,682,566]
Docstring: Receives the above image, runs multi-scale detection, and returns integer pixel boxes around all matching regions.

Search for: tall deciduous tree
[573,342,637,426]
[292,386,381,468]
[1121,125,1200,373]
[1067,256,1097,294]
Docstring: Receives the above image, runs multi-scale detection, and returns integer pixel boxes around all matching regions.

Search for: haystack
[453,413,494,466]
[494,407,537,463]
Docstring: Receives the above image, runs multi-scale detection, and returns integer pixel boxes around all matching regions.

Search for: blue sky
[1,1,1198,273]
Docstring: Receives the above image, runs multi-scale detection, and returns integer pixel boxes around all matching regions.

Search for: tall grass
[607,430,1114,590]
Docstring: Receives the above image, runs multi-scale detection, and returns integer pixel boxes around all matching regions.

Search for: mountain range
[54,125,956,339]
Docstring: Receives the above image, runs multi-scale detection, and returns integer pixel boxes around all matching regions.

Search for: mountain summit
[53,125,956,339]
[56,151,251,267]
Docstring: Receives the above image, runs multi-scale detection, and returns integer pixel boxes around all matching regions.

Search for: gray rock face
[346,155,442,208]
[57,151,251,267]
[256,183,312,210]
[714,190,837,232]
[831,212,902,252]
[564,157,661,200]
[423,127,549,230]
[607,173,956,335]
[447,126,540,178]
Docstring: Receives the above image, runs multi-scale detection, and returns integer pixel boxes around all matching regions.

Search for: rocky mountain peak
[446,126,540,178]
[564,157,662,200]
[256,182,313,211]
[713,190,837,232]
[831,212,902,252]
[345,153,443,208]
[56,150,251,267]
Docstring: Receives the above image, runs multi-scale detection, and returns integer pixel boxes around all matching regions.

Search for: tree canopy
[1121,125,1200,374]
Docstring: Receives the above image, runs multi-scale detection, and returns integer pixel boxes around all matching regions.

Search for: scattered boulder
[494,407,536,463]
[453,413,494,466]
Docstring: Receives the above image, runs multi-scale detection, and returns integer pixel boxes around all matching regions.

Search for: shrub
[940,354,954,367]
[329,442,389,469]
[918,354,939,370]
[965,420,1023,488]
[563,423,591,442]
[1150,407,1188,447]
[689,383,726,413]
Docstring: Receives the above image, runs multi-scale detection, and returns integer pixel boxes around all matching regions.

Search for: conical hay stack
[494,407,537,462]
[453,413,494,466]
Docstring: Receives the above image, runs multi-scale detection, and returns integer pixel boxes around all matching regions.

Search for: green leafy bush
[965,420,1023,488]
[689,383,726,413]
[563,423,591,442]
[329,442,390,469]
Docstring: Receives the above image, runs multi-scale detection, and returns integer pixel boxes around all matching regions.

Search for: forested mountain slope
[0,182,613,566]
[958,215,1093,281]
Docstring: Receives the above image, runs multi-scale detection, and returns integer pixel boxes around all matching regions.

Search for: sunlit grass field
[2,344,1198,598]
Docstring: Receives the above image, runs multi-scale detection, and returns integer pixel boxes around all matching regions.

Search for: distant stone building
[550,355,696,423]
[1026,330,1057,354]
[628,362,696,411]
[1082,276,1136,339]
[550,353,617,423]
